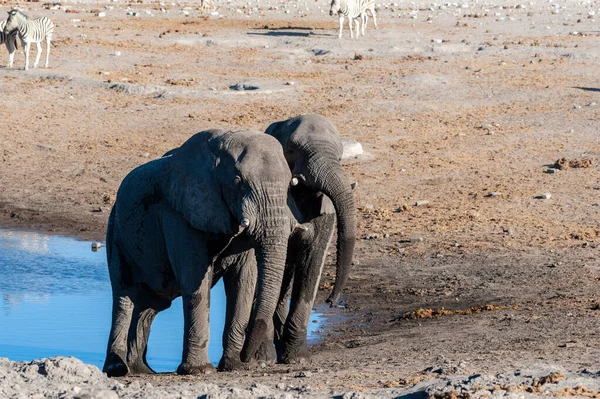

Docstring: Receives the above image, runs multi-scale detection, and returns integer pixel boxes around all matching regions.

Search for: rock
[364,232,378,240]
[411,236,424,243]
[487,191,502,197]
[311,49,330,56]
[296,371,313,378]
[545,168,558,174]
[383,233,389,239]
[537,193,552,199]
[229,83,259,91]
[362,203,374,210]
[91,242,102,250]
[415,200,429,206]
[341,138,363,159]
[284,81,295,85]
[95,12,106,17]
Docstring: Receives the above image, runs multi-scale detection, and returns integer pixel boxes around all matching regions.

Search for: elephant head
[265,114,357,306]
[160,129,295,361]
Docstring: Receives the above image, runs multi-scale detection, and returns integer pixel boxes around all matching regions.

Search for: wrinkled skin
[264,114,357,364]
[102,129,293,377]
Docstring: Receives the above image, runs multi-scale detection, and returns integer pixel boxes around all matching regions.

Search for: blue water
[0,229,323,372]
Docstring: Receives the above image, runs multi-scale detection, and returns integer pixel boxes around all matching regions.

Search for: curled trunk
[304,152,356,306]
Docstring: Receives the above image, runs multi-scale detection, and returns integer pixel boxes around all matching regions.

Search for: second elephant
[265,113,357,364]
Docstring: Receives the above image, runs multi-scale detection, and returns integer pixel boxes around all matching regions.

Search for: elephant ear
[264,117,301,149]
[159,130,238,235]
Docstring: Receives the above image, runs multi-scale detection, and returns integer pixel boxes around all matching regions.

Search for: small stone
[276,383,286,389]
[383,233,389,239]
[111,51,121,56]
[92,242,102,251]
[487,130,494,135]
[545,168,558,174]
[284,81,295,85]
[296,371,313,378]
[140,153,150,158]
[364,232,378,240]
[95,11,106,17]
[568,129,575,133]
[341,138,363,159]
[537,193,552,199]
[411,236,424,243]
[351,259,360,266]
[487,191,502,197]
[415,200,429,206]
[362,203,374,210]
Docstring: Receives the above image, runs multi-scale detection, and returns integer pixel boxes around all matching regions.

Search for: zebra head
[329,0,341,16]
[4,9,23,34]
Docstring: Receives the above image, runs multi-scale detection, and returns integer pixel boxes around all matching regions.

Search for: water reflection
[0,229,323,372]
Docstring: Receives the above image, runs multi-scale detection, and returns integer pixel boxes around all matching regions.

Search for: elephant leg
[126,303,157,374]
[103,226,135,377]
[217,251,256,371]
[279,213,336,364]
[162,215,215,375]
[103,294,134,377]
[126,290,171,374]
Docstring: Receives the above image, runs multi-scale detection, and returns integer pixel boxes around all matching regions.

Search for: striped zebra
[3,9,54,70]
[329,0,377,39]
[0,20,18,68]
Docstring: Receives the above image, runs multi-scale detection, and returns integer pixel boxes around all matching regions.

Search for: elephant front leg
[126,304,159,374]
[177,267,215,375]
[218,251,256,371]
[279,214,336,364]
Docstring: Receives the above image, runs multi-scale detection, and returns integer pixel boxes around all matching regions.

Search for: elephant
[262,113,357,364]
[102,128,296,377]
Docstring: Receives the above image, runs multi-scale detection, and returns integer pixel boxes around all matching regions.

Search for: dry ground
[0,0,599,395]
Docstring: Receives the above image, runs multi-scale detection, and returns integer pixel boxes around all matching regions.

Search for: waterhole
[0,229,323,372]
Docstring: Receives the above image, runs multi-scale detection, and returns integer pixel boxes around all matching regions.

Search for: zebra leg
[338,16,344,38]
[6,40,14,68]
[361,13,367,36]
[33,41,42,68]
[45,37,51,67]
[372,8,378,28]
[348,17,354,39]
[354,17,360,38]
[23,42,30,70]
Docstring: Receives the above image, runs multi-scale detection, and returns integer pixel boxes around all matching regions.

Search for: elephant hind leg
[126,288,171,374]
[103,294,134,377]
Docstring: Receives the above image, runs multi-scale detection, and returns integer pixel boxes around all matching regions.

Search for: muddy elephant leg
[279,213,336,364]
[126,291,171,374]
[103,225,135,377]
[103,293,134,377]
[217,251,256,371]
[126,304,157,374]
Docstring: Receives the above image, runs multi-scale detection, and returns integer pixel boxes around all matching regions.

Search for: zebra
[329,0,377,39]
[0,20,18,68]
[3,9,54,70]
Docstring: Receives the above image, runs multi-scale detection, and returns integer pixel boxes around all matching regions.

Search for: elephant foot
[253,341,277,364]
[217,355,243,371]
[128,361,155,375]
[103,353,129,377]
[177,362,216,375]
[279,344,310,365]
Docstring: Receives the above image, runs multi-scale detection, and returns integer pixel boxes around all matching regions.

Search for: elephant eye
[234,175,243,185]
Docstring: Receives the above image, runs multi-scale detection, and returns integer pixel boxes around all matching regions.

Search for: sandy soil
[0,0,599,396]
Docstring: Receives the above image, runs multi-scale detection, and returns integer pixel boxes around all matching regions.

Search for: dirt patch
[553,157,594,170]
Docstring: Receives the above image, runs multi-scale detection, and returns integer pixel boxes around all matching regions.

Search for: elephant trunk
[241,210,289,362]
[304,153,356,306]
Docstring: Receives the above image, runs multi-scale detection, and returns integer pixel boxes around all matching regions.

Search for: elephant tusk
[240,218,250,228]
[290,177,299,186]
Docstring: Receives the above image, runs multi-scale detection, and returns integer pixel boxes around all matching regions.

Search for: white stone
[341,138,363,159]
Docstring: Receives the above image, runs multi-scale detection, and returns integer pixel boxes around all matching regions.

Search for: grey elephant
[102,129,295,376]
[262,114,357,364]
